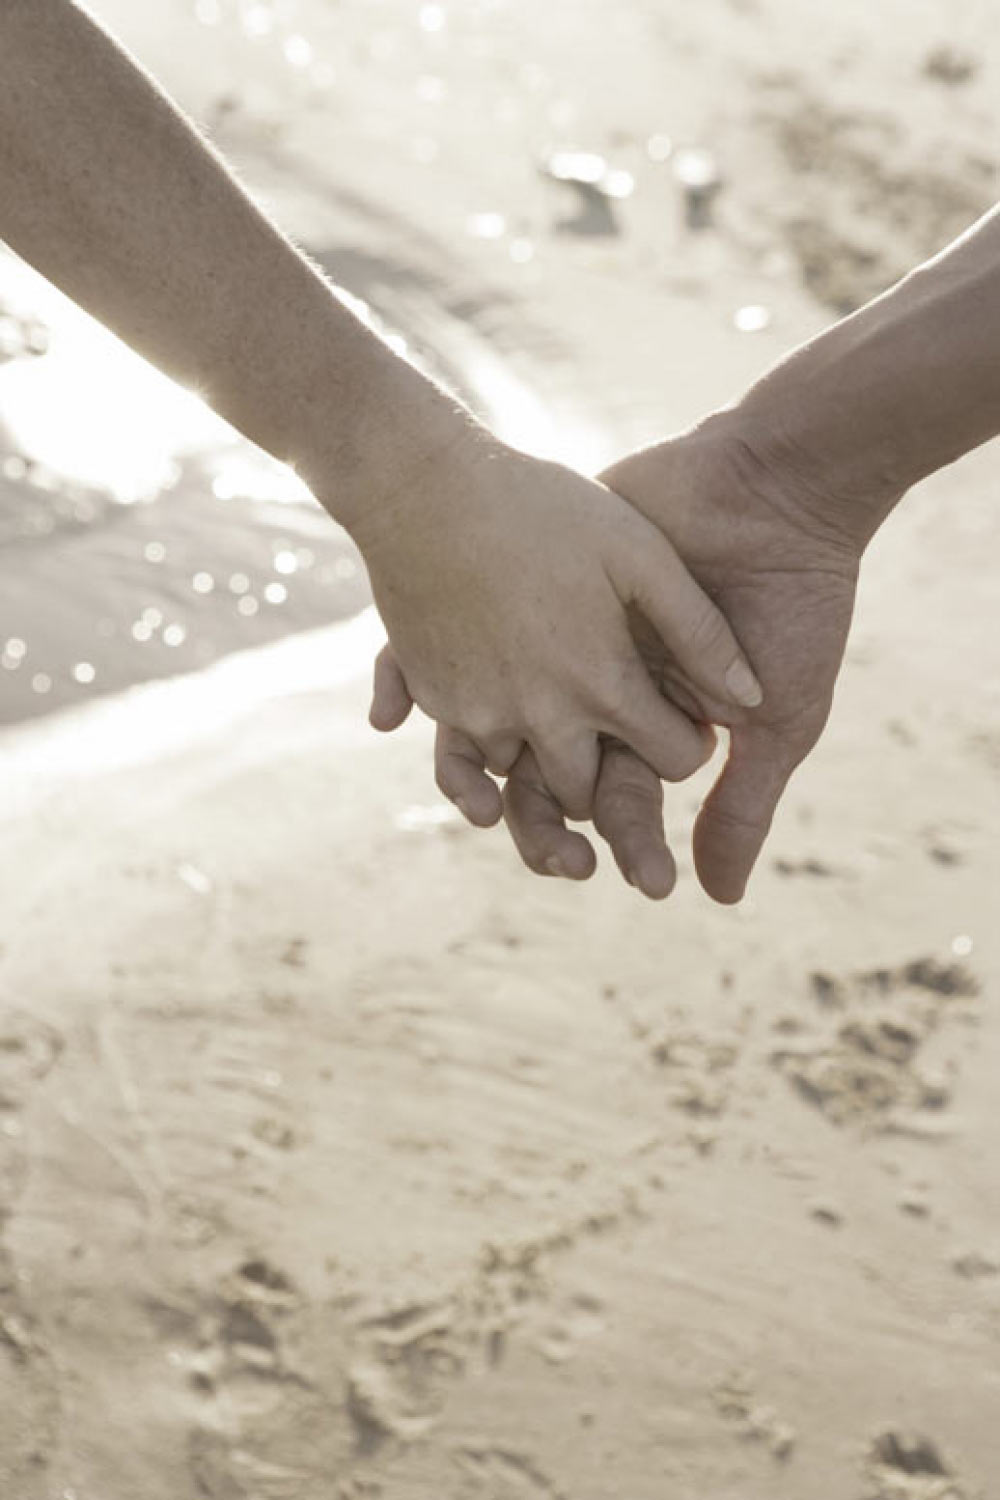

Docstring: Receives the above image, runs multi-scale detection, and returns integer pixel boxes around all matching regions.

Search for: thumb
[369,645,415,732]
[693,726,796,903]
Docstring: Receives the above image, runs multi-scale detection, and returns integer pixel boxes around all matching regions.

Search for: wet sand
[2,1,1000,1497]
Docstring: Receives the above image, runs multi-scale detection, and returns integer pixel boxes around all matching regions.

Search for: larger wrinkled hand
[500,421,862,900]
[360,432,762,818]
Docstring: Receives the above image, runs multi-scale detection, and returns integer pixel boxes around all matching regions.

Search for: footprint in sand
[343,1247,565,1455]
[714,1372,797,1462]
[178,1258,364,1496]
[176,1260,312,1494]
[532,1291,607,1366]
[177,1257,492,1494]
[647,1028,743,1121]
[862,1430,980,1500]
[345,1298,468,1453]
[182,1257,300,1403]
[768,957,979,1134]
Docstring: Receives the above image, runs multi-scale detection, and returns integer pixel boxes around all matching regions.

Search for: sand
[1,1,999,1496]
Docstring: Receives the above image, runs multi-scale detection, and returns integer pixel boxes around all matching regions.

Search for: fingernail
[725,659,764,708]
[545,855,566,878]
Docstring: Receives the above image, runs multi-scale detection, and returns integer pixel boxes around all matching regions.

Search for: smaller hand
[362,435,760,818]
[371,655,701,878]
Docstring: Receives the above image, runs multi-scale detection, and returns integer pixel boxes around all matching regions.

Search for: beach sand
[1,1,999,1496]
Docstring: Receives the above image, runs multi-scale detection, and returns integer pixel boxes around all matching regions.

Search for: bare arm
[410,203,1000,896]
[0,0,763,809]
[735,204,1000,548]
[592,204,1000,896]
[0,0,458,523]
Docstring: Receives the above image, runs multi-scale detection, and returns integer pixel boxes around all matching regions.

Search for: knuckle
[660,754,704,785]
[523,721,598,818]
[501,817,550,880]
[589,661,636,726]
[534,763,590,820]
[593,781,655,838]
[482,735,521,776]
[559,778,595,822]
[659,736,711,783]
[683,602,731,659]
[706,802,769,838]
[522,690,568,738]
[456,707,505,747]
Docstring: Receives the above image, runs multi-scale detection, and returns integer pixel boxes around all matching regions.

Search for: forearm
[731,204,1000,547]
[0,0,475,532]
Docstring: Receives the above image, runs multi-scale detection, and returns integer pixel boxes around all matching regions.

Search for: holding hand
[363,432,761,819]
[500,422,860,901]
[399,204,1000,902]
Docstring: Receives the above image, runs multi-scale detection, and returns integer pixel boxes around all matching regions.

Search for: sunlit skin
[372,428,859,900]
[0,0,763,819]
[500,428,861,903]
[374,204,1000,900]
[5,3,1000,892]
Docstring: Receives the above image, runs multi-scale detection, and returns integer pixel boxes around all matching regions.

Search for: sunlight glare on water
[1,606,387,799]
[0,254,232,503]
[0,249,317,505]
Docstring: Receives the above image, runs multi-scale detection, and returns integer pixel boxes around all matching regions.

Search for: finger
[601,653,718,784]
[502,747,597,881]
[593,742,677,900]
[369,646,414,732]
[530,728,601,822]
[608,529,763,711]
[480,733,524,778]
[693,725,797,903]
[435,725,503,827]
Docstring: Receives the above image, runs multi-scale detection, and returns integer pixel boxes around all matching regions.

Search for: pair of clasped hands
[10,3,993,891]
[359,410,861,904]
[6,3,996,904]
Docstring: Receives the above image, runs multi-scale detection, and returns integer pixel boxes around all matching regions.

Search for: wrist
[721,343,909,555]
[308,367,481,544]
[264,285,486,539]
